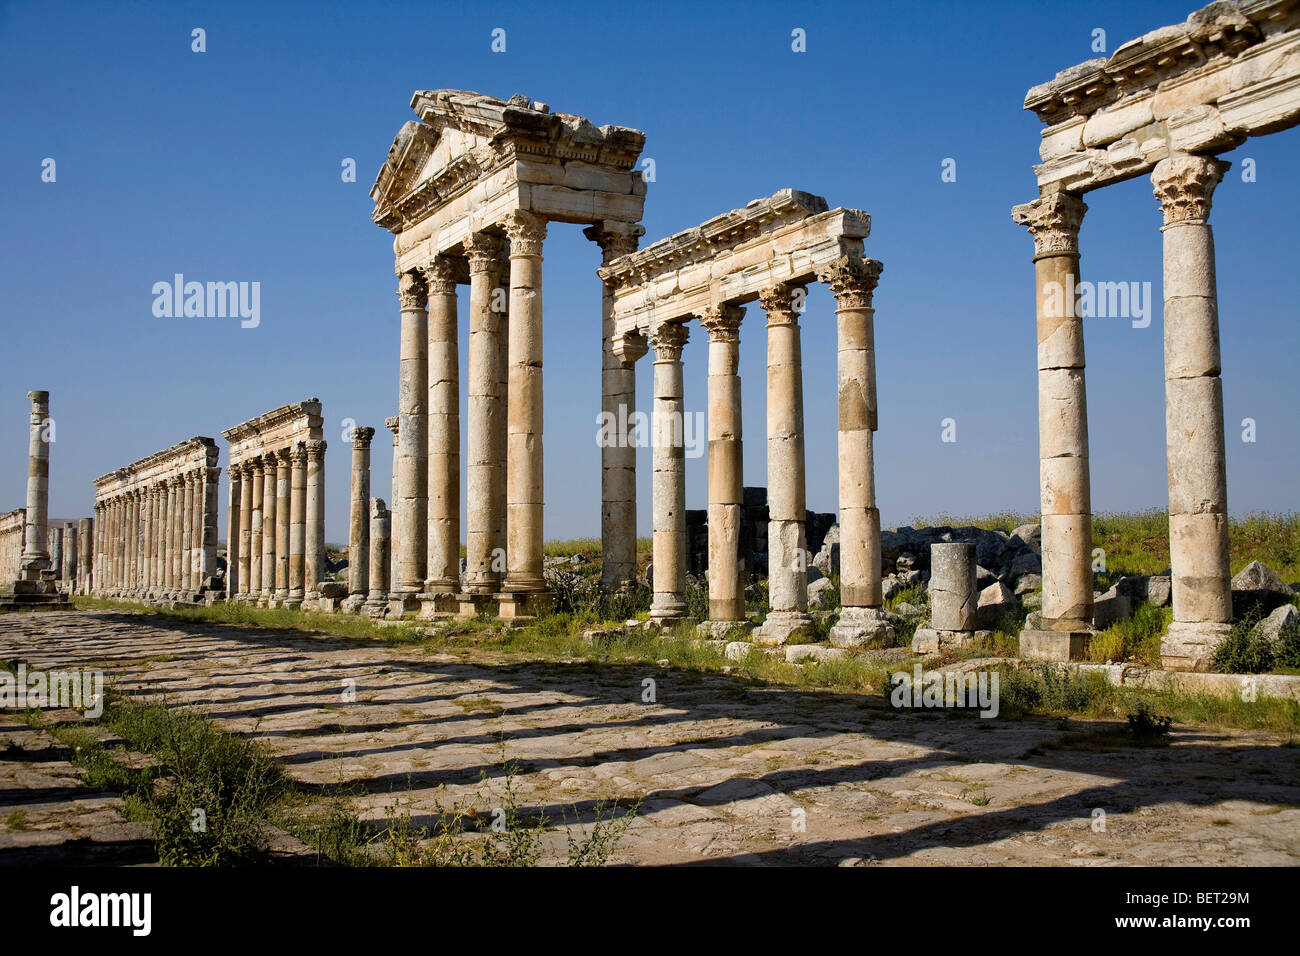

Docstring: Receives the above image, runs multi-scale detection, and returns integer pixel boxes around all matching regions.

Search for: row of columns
[627,258,890,646]
[389,209,553,618]
[226,440,327,607]
[44,521,91,594]
[1013,153,1233,669]
[94,467,219,598]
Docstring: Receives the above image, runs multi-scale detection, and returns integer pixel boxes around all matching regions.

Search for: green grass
[1087,602,1171,666]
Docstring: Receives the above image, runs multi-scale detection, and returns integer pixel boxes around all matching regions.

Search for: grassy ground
[916,509,1300,581]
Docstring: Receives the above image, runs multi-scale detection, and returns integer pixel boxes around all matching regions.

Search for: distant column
[78,517,92,595]
[227,467,242,597]
[345,427,374,612]
[260,453,278,599]
[275,447,291,602]
[238,464,253,596]
[305,439,327,604]
[288,443,307,606]
[19,390,51,579]
[365,498,391,612]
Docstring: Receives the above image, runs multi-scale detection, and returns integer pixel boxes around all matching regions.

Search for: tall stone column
[587,223,644,591]
[260,453,278,600]
[287,443,307,606]
[238,464,254,597]
[64,524,77,593]
[149,487,160,591]
[365,498,391,613]
[700,304,746,633]
[305,439,326,604]
[141,488,153,592]
[20,390,51,578]
[1012,192,1094,662]
[822,257,894,647]
[423,256,460,601]
[385,418,400,595]
[345,427,374,612]
[648,322,689,624]
[395,269,429,606]
[200,461,219,590]
[755,286,815,645]
[91,503,101,594]
[170,477,184,592]
[227,468,242,597]
[463,231,506,597]
[275,447,291,603]
[49,526,64,585]
[114,497,124,591]
[1151,155,1233,671]
[502,210,549,613]
[131,493,143,592]
[181,473,195,595]
[78,516,92,595]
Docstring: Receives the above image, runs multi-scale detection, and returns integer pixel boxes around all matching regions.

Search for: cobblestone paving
[2,610,1298,866]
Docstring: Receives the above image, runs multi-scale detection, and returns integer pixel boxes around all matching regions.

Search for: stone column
[305,439,326,604]
[1151,155,1233,671]
[91,503,101,594]
[502,210,549,613]
[912,542,978,653]
[63,524,77,593]
[150,487,162,591]
[248,460,264,599]
[423,256,460,602]
[140,487,153,593]
[587,223,644,591]
[238,464,253,597]
[385,417,400,594]
[170,477,184,592]
[345,427,374,612]
[49,526,63,584]
[261,453,278,600]
[463,231,506,597]
[700,304,746,634]
[20,390,51,578]
[1012,191,1094,662]
[822,257,894,647]
[275,447,291,603]
[181,473,196,595]
[395,269,428,605]
[365,498,391,613]
[130,493,142,592]
[755,286,815,645]
[287,443,307,606]
[200,461,219,591]
[648,322,689,624]
[227,467,241,597]
[78,517,92,595]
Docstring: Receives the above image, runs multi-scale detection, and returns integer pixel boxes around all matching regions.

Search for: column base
[495,590,553,622]
[363,594,390,618]
[695,620,752,640]
[829,606,896,649]
[911,627,976,654]
[456,592,498,618]
[388,591,420,618]
[753,610,816,646]
[341,594,368,615]
[648,596,686,624]
[1161,621,1232,672]
[1020,628,1093,662]
[418,591,460,619]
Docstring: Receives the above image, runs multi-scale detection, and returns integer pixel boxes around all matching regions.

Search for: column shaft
[648,323,688,622]
[348,428,374,602]
[464,232,506,593]
[305,440,326,601]
[702,305,745,624]
[424,257,461,592]
[20,390,51,576]
[396,270,428,594]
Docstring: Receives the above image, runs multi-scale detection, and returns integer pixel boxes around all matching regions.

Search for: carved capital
[700,304,744,344]
[350,426,376,448]
[648,321,689,362]
[584,222,644,265]
[1151,155,1230,226]
[239,460,257,478]
[1011,192,1087,258]
[422,255,457,296]
[759,285,803,325]
[305,439,327,461]
[464,232,503,275]
[276,447,293,466]
[611,330,648,365]
[397,270,427,310]
[819,256,883,310]
[385,415,399,438]
[290,443,309,465]
[504,210,547,258]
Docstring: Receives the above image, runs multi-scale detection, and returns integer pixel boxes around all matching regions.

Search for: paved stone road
[2,610,1298,865]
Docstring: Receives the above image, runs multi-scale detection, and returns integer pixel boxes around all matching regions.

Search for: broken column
[78,516,92,595]
[1152,155,1233,671]
[365,498,391,616]
[912,542,978,652]
[20,390,52,581]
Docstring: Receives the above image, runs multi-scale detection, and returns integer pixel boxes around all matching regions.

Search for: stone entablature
[221,399,326,609]
[92,437,220,601]
[1026,0,1300,192]
[599,189,871,335]
[372,90,647,274]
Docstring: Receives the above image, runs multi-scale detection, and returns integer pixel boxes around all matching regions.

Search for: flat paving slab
[2,610,1298,866]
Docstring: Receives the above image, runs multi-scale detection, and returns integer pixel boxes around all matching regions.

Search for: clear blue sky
[2,0,1296,545]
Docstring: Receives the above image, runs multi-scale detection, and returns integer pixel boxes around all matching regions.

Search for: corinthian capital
[464,231,503,275]
[1011,192,1087,258]
[759,284,804,325]
[648,321,689,361]
[504,210,547,257]
[819,256,883,309]
[584,222,644,265]
[397,270,427,310]
[422,255,457,296]
[350,426,376,448]
[1151,155,1230,226]
[305,439,327,462]
[699,304,744,344]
